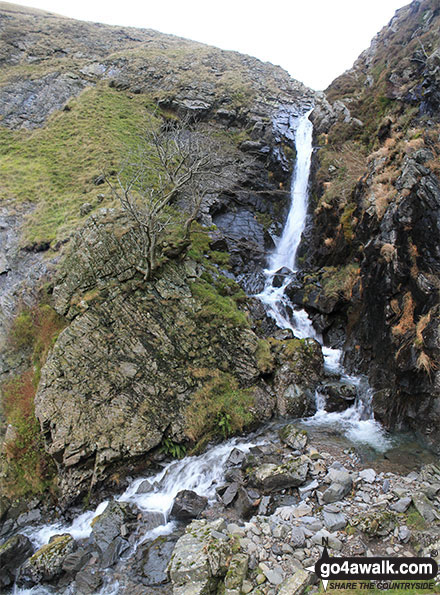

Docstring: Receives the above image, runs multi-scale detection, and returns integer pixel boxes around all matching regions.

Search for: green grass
[191,279,249,329]
[0,84,158,245]
[185,370,254,443]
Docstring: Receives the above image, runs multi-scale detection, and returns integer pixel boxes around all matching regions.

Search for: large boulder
[272,338,323,417]
[252,457,309,492]
[91,500,137,557]
[17,534,76,588]
[168,519,232,594]
[0,533,34,588]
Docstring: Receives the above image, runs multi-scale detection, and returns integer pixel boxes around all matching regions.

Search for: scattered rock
[277,569,313,595]
[279,424,308,451]
[390,497,412,513]
[412,493,438,523]
[359,469,376,483]
[323,510,347,531]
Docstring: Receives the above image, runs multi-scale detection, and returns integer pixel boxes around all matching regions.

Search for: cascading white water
[258,110,390,451]
[15,438,264,595]
[268,110,313,274]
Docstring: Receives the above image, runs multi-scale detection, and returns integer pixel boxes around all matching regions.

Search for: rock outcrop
[34,211,323,502]
[302,0,440,452]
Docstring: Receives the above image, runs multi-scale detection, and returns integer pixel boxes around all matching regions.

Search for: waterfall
[258,110,390,451]
[268,109,313,273]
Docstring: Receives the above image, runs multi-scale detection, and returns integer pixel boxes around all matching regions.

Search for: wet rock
[273,338,323,417]
[279,424,308,451]
[170,490,208,520]
[74,568,103,594]
[17,534,77,587]
[233,488,256,519]
[319,381,357,413]
[100,536,128,568]
[91,501,137,555]
[253,458,309,492]
[221,483,239,506]
[61,548,91,575]
[132,534,178,586]
[226,448,246,467]
[0,533,34,588]
[272,267,293,288]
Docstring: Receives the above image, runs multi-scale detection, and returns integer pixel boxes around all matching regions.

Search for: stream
[7,109,438,594]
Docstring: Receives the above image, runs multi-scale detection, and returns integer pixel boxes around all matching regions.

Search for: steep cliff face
[307,0,440,451]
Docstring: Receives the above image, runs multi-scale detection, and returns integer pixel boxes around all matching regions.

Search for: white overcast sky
[10,0,409,90]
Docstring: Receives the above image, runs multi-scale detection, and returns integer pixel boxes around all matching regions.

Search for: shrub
[2,370,55,496]
[1,302,66,497]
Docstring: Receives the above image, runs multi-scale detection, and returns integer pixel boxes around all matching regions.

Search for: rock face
[302,0,440,452]
[33,211,324,502]
[34,212,262,501]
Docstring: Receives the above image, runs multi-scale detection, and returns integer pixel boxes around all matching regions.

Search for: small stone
[383,479,390,493]
[277,569,312,595]
[241,580,253,594]
[398,526,411,543]
[290,526,306,548]
[256,573,267,585]
[323,511,346,532]
[227,523,245,537]
[390,497,411,513]
[260,564,284,585]
[298,480,319,499]
[307,447,321,460]
[359,469,376,483]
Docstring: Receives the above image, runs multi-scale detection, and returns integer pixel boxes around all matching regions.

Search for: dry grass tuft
[392,292,415,337]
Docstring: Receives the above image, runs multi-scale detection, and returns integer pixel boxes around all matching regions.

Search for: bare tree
[106,115,217,280]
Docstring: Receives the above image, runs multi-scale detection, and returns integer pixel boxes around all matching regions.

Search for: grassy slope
[0,85,157,245]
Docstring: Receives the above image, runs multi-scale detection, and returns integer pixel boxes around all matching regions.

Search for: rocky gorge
[0,0,440,593]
